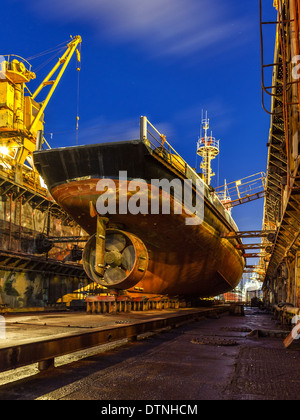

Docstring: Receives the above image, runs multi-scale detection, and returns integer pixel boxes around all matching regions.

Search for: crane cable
[25,39,71,61]
[76,43,81,145]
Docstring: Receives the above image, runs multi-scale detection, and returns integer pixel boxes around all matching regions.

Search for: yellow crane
[0,35,82,185]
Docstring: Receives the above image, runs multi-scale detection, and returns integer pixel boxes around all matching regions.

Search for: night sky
[2,0,278,268]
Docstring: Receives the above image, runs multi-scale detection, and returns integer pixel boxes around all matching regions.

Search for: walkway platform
[0,307,299,400]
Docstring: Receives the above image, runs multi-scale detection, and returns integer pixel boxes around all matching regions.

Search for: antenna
[197,112,220,185]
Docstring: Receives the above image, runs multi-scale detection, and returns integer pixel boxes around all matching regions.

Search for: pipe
[278,0,291,192]
[140,116,148,141]
[94,216,109,277]
[18,197,22,252]
[293,0,300,102]
[8,194,12,250]
[274,304,300,316]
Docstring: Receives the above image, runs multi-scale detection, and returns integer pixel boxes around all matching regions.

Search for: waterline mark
[95,171,204,226]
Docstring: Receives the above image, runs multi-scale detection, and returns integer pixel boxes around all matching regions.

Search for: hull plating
[34,140,245,298]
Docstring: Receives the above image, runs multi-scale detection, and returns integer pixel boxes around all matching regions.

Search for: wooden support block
[38,358,54,372]
[91,301,96,314]
[229,303,245,316]
[87,301,91,314]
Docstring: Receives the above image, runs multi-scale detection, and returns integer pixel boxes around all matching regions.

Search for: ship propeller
[83,229,148,290]
[103,233,136,285]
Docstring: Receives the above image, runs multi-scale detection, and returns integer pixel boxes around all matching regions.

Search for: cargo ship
[34,116,245,299]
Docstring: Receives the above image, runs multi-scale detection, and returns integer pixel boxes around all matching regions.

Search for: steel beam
[0,309,225,373]
[220,230,276,239]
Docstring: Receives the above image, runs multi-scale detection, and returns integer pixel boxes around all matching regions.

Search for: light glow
[0,146,9,156]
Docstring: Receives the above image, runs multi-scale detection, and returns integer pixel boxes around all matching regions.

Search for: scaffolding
[260,0,300,309]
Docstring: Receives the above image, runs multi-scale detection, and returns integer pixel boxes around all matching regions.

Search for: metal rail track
[0,307,228,373]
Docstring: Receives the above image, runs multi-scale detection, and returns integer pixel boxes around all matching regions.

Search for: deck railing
[140,116,201,183]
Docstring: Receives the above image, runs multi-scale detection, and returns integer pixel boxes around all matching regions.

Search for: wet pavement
[0,307,300,400]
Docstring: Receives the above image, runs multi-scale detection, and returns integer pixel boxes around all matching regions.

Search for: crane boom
[0,35,82,186]
[30,36,82,134]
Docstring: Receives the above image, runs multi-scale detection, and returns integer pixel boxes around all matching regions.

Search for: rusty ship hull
[34,139,245,299]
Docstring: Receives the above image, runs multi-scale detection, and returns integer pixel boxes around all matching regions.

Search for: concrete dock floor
[0,307,299,400]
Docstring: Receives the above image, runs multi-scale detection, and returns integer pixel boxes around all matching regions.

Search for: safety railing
[0,151,48,197]
[2,55,33,72]
[197,136,220,156]
[140,116,201,183]
[215,172,267,208]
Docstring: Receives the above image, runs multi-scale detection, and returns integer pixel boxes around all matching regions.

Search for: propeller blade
[106,233,126,252]
[121,245,136,271]
[104,267,127,285]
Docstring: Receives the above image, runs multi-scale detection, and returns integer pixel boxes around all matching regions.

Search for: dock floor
[0,307,299,400]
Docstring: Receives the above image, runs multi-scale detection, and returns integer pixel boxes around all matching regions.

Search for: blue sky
[2,0,277,259]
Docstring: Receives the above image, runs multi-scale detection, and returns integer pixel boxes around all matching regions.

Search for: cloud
[174,97,235,141]
[70,115,175,147]
[19,0,253,59]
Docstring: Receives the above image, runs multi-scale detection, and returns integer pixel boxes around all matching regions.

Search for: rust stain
[51,179,245,298]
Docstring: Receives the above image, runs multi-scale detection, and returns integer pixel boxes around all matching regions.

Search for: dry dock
[1,0,300,403]
[0,307,299,400]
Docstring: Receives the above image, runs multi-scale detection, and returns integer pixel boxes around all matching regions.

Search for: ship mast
[197,112,220,186]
